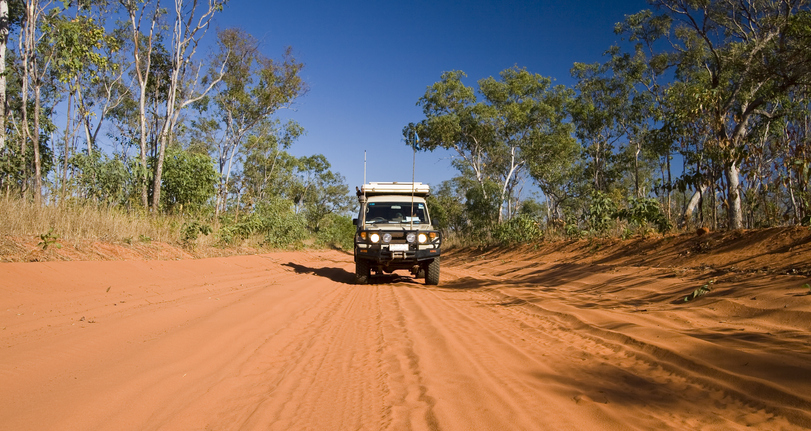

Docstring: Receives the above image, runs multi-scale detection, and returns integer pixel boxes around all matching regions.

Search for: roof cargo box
[362,182,429,196]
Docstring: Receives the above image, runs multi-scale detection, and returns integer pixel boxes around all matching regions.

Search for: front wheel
[425,257,440,285]
[355,259,371,284]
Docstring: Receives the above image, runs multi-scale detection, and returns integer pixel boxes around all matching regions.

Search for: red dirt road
[2,240,811,430]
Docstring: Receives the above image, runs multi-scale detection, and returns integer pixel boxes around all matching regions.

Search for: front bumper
[354,242,441,263]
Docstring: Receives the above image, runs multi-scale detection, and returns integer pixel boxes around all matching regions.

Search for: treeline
[3,1,810,251]
[0,0,355,249]
[407,0,811,243]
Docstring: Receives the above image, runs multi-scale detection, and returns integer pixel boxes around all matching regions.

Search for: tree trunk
[150,130,168,212]
[33,85,42,206]
[725,162,743,230]
[681,184,707,228]
[634,141,640,198]
[62,91,72,199]
[0,0,8,151]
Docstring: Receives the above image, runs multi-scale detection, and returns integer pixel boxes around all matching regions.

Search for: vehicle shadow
[282,262,357,284]
[283,262,428,286]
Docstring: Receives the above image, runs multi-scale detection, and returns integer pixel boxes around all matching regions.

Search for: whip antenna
[411,132,419,229]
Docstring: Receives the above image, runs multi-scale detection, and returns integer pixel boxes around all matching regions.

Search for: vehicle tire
[425,257,440,285]
[355,259,371,284]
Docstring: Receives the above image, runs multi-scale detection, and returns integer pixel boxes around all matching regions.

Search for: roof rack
[361,182,429,196]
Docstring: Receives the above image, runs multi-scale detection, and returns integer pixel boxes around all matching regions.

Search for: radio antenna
[410,132,418,229]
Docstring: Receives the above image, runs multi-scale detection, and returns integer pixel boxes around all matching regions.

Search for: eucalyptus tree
[524,123,581,224]
[16,0,62,205]
[623,0,811,229]
[0,0,9,151]
[478,66,574,221]
[780,88,811,224]
[570,50,646,196]
[424,179,467,236]
[74,24,128,153]
[239,119,304,206]
[206,28,306,216]
[405,67,572,224]
[149,0,228,212]
[118,0,163,208]
[290,154,353,231]
[405,70,493,200]
[46,6,118,197]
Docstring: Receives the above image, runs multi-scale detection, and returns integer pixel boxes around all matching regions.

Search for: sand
[2,227,810,430]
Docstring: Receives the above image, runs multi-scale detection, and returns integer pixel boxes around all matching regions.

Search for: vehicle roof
[361,182,429,197]
[366,195,427,203]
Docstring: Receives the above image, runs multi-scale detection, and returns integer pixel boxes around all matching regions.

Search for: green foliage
[426,180,468,237]
[160,147,218,213]
[565,222,585,239]
[464,181,502,236]
[617,197,672,234]
[685,280,714,302]
[406,67,574,228]
[70,151,130,205]
[292,155,354,231]
[217,215,264,246]
[255,198,308,249]
[493,215,543,245]
[587,191,617,234]
[180,220,212,247]
[38,229,61,250]
[315,213,355,250]
[46,14,118,85]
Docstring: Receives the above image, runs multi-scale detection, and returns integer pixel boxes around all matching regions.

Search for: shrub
[160,147,218,213]
[494,215,543,245]
[254,198,308,249]
[617,197,672,234]
[315,213,355,250]
[180,220,212,248]
[588,191,616,234]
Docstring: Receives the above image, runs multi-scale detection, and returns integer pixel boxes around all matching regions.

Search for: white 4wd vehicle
[353,182,442,285]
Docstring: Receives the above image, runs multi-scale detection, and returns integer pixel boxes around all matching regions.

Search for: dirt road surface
[3,230,811,430]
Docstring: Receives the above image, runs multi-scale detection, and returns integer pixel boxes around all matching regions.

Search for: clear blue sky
[214,0,653,192]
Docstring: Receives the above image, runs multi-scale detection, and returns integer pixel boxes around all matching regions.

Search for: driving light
[382,233,392,243]
[418,233,428,243]
[406,233,416,243]
[370,233,380,243]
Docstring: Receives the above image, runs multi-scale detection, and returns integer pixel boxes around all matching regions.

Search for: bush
[617,197,672,234]
[180,220,212,248]
[494,215,543,245]
[254,198,308,249]
[217,214,265,246]
[588,191,616,234]
[160,147,218,213]
[315,213,355,250]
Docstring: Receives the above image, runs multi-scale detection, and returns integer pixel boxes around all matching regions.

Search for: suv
[353,182,441,285]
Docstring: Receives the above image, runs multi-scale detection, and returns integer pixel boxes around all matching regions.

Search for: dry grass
[0,196,181,244]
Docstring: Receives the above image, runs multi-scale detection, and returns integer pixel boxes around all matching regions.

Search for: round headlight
[370,233,380,243]
[406,233,416,243]
[382,233,392,243]
[418,233,428,243]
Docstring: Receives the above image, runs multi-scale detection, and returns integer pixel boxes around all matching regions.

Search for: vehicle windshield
[364,202,428,224]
